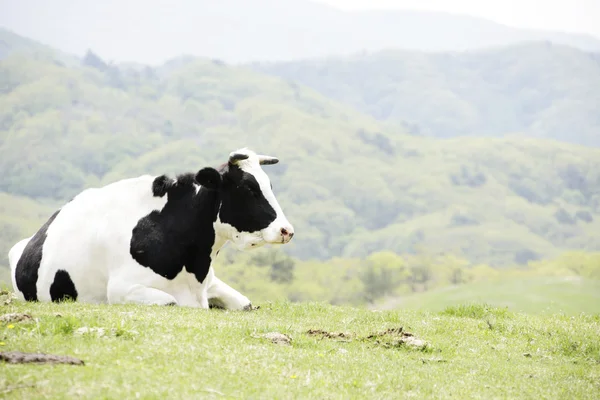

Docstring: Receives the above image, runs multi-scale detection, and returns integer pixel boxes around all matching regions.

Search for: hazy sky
[1,0,598,64]
[319,0,600,38]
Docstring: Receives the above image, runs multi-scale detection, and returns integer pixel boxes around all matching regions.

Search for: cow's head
[196,148,294,250]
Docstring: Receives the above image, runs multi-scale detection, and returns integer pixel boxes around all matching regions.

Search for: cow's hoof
[165,301,177,306]
[243,304,260,311]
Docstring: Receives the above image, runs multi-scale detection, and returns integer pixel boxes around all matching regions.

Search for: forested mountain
[1,0,599,64]
[252,42,600,147]
[1,30,600,279]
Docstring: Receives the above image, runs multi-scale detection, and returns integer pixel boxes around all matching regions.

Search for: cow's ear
[195,167,222,190]
[152,175,174,197]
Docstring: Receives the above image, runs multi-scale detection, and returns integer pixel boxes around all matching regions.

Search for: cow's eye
[246,184,261,197]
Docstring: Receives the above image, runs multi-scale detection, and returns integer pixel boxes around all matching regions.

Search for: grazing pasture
[1,294,598,399]
[377,277,600,316]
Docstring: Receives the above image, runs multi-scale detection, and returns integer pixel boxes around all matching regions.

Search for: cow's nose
[280,226,295,240]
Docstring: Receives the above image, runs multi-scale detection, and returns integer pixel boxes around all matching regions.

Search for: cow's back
[10,175,167,303]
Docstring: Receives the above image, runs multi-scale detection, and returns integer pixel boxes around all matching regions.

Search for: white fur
[8,237,29,300]
[8,149,292,309]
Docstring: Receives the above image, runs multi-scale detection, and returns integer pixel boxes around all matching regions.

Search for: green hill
[0,27,51,59]
[376,277,600,316]
[0,27,78,65]
[252,42,600,147]
[0,193,60,284]
[1,31,600,277]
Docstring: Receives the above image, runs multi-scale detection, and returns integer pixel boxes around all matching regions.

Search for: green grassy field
[379,277,600,316]
[1,292,599,399]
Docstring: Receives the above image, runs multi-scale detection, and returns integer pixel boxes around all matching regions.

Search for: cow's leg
[207,276,252,311]
[107,282,178,306]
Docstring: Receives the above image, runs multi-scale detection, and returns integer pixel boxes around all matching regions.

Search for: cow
[8,148,294,310]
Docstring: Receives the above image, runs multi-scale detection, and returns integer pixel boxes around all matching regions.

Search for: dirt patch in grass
[306,329,353,341]
[0,290,17,305]
[306,326,428,350]
[365,327,428,350]
[253,332,292,346]
[0,351,85,365]
[0,313,33,323]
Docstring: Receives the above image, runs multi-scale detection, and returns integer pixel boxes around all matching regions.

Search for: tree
[249,249,296,284]
[360,251,407,302]
[82,49,108,71]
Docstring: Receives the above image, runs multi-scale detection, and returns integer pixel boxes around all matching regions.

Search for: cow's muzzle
[279,226,294,244]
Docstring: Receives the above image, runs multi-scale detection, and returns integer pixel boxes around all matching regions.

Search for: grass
[0,293,599,399]
[384,277,600,316]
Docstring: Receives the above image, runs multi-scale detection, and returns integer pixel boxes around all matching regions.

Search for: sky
[318,0,600,38]
[0,0,598,65]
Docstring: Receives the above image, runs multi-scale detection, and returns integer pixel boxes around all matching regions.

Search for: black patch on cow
[195,167,222,190]
[218,163,277,233]
[152,175,173,197]
[15,209,61,302]
[130,170,221,283]
[50,269,78,302]
[131,161,278,284]
[175,172,196,188]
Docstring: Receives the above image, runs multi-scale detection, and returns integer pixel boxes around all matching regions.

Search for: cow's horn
[258,155,279,165]
[229,152,249,164]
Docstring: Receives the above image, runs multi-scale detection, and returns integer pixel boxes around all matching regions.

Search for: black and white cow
[8,148,294,310]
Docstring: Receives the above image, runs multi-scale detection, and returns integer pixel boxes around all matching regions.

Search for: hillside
[0,193,60,284]
[252,42,600,147]
[375,277,600,315]
[1,0,600,64]
[0,28,47,59]
[2,33,600,275]
[1,299,599,398]
[0,28,78,66]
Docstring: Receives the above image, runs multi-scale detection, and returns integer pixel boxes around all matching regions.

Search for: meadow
[378,276,600,316]
[1,291,599,399]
